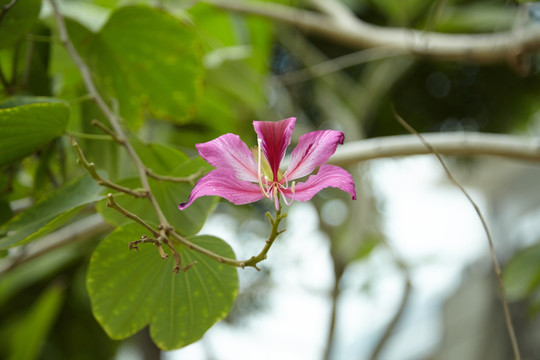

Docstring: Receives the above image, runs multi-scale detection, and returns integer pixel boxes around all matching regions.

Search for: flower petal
[282,165,356,202]
[253,117,296,179]
[196,133,258,182]
[284,130,344,181]
[178,169,264,210]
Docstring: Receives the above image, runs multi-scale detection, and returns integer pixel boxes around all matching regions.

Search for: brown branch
[49,0,169,226]
[71,137,148,198]
[91,119,126,145]
[162,237,197,273]
[368,242,412,360]
[322,132,540,167]
[394,110,521,360]
[170,210,287,270]
[277,46,404,85]
[202,0,540,64]
[0,0,19,24]
[106,193,159,238]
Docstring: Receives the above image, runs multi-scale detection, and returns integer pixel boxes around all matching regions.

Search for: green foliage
[0,101,69,168]
[0,174,103,250]
[2,284,64,360]
[2,0,539,357]
[87,223,238,350]
[84,5,204,128]
[504,243,540,314]
[0,0,41,48]
[0,239,87,308]
[96,140,216,236]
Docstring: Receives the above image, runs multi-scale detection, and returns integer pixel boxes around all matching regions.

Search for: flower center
[255,138,295,209]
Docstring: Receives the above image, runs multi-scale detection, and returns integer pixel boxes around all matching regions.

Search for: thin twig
[49,0,169,226]
[91,119,126,144]
[146,168,204,184]
[51,0,288,271]
[277,46,405,85]
[106,193,159,238]
[368,240,412,360]
[393,109,521,360]
[163,237,197,273]
[0,0,19,24]
[71,137,148,198]
[170,211,287,270]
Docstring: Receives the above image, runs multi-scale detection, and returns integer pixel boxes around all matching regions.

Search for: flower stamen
[281,181,296,206]
[257,138,270,198]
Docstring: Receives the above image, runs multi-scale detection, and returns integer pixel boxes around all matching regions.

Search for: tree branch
[324,132,540,167]
[394,111,521,360]
[170,210,287,270]
[49,0,169,226]
[0,0,19,24]
[368,242,412,360]
[202,0,540,64]
[71,137,148,198]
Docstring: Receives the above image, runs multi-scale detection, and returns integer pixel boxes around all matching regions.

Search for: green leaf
[0,101,69,168]
[96,141,215,236]
[0,174,103,249]
[132,139,189,175]
[0,200,13,226]
[87,5,204,128]
[6,284,64,360]
[0,96,66,108]
[504,243,540,301]
[150,177,217,236]
[0,239,83,307]
[87,223,238,350]
[189,3,273,73]
[0,0,41,48]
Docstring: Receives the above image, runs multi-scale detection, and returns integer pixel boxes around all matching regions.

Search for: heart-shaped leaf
[87,223,238,349]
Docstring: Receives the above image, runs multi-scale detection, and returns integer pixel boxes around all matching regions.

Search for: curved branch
[368,246,412,360]
[395,112,521,359]
[325,132,540,166]
[202,0,540,64]
[49,0,169,226]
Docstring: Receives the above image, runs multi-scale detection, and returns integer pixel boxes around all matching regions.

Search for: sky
[161,156,488,360]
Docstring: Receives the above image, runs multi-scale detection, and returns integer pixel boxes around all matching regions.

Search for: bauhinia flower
[178,117,356,211]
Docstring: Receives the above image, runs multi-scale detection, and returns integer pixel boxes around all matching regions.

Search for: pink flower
[178,117,356,211]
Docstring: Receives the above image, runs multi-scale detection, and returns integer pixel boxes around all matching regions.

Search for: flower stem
[170,210,287,270]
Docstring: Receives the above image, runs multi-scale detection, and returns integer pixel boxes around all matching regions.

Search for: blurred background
[2,0,540,359]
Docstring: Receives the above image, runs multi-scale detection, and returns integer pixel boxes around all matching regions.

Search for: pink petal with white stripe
[196,133,258,182]
[282,165,356,202]
[178,169,264,210]
[253,117,296,179]
[284,130,344,181]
